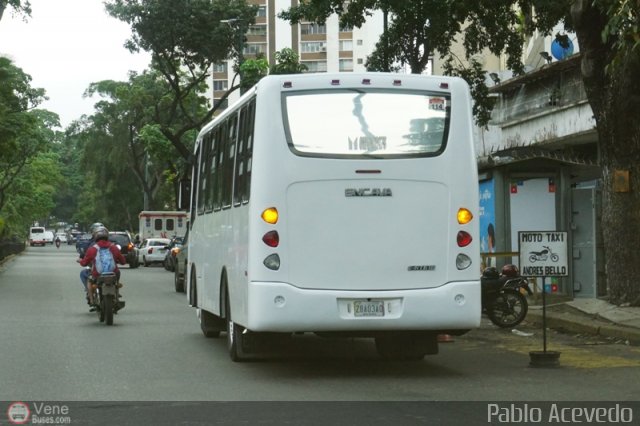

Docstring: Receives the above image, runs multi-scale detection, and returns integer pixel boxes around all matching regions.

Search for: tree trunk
[573,0,640,305]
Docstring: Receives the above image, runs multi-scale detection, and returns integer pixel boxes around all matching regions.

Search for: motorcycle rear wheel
[104,295,114,325]
[488,290,528,328]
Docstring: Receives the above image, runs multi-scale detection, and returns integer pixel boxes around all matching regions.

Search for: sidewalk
[527,297,640,345]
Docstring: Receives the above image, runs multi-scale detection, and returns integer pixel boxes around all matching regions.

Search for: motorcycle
[481,265,532,328]
[88,271,125,326]
[55,239,61,249]
[528,245,559,263]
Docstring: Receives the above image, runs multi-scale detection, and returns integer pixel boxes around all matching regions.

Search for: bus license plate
[354,301,385,317]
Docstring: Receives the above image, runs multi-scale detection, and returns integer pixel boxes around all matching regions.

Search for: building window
[302,61,327,72]
[247,25,267,36]
[301,42,326,53]
[340,25,353,32]
[357,58,363,64]
[301,23,327,35]
[356,39,363,46]
[244,43,266,55]
[339,40,353,51]
[256,6,266,17]
[339,59,353,72]
[213,62,227,73]
[213,80,228,91]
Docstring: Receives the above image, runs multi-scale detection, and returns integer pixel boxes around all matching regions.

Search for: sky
[0,0,151,128]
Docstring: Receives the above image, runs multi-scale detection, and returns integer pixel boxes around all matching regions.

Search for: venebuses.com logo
[7,401,30,424]
[6,401,71,425]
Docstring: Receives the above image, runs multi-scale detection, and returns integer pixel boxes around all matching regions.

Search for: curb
[527,309,640,345]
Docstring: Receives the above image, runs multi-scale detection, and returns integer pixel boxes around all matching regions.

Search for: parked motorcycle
[88,272,125,326]
[481,264,532,328]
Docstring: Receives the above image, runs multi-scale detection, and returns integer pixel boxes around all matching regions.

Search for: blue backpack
[93,244,116,274]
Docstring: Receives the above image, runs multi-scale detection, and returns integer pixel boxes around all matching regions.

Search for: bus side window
[197,141,208,216]
[205,130,216,213]
[243,99,255,204]
[214,120,228,211]
[222,112,237,209]
[234,102,249,206]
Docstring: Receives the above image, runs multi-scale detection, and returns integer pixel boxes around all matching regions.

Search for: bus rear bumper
[246,281,481,333]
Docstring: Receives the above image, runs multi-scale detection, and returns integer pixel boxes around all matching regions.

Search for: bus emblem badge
[408,265,436,271]
[345,188,392,197]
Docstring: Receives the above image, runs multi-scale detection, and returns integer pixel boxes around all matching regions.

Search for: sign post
[518,231,568,367]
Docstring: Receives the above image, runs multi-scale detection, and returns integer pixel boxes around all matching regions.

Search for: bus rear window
[283,90,450,158]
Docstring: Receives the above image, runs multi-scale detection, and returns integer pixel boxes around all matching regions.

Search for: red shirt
[80,239,126,277]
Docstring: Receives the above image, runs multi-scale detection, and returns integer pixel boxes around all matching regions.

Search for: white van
[43,230,55,244]
[29,227,47,246]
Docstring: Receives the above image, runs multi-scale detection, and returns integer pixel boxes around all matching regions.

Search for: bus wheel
[199,309,224,338]
[226,293,249,362]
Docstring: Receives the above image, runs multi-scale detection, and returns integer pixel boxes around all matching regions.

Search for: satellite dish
[551,37,574,60]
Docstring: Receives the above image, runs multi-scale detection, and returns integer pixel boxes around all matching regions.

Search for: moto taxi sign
[518,231,568,277]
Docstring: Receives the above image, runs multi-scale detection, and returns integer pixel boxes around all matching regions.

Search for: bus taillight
[263,254,280,270]
[261,207,278,224]
[457,231,472,247]
[262,231,279,247]
[457,208,473,224]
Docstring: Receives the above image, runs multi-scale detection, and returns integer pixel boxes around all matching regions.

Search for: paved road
[1,246,639,405]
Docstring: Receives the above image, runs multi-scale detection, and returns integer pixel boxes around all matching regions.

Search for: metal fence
[0,241,25,262]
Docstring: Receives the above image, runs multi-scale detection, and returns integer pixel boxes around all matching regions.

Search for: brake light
[457,231,472,247]
[457,208,473,224]
[262,231,279,247]
[148,248,154,254]
[261,207,278,224]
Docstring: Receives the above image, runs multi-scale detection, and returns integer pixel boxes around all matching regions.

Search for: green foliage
[270,48,308,74]
[239,57,269,92]
[278,0,571,127]
[105,0,257,162]
[0,0,31,23]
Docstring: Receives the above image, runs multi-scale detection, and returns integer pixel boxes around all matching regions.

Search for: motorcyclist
[76,226,126,310]
[55,236,61,249]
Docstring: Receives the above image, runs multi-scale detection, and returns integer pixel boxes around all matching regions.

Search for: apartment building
[211,0,383,108]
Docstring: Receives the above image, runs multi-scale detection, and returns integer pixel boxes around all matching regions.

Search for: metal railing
[0,241,26,262]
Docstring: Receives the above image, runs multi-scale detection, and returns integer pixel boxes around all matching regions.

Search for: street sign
[518,231,568,277]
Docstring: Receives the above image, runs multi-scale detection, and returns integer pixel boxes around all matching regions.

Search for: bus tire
[226,291,249,362]
[189,268,197,307]
[199,309,224,338]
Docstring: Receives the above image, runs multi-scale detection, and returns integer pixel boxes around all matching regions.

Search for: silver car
[137,238,171,267]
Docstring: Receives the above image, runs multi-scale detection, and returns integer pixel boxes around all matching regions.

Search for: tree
[105,0,257,164]
[0,0,31,23]
[0,58,51,213]
[270,48,308,75]
[280,0,640,305]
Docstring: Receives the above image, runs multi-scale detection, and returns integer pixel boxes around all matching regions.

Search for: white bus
[183,73,481,361]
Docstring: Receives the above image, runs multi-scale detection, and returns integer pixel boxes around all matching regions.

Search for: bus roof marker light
[393,79,402,86]
[457,208,473,224]
[440,82,449,89]
[283,81,292,88]
[362,79,371,85]
[261,207,278,224]
[331,79,340,86]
